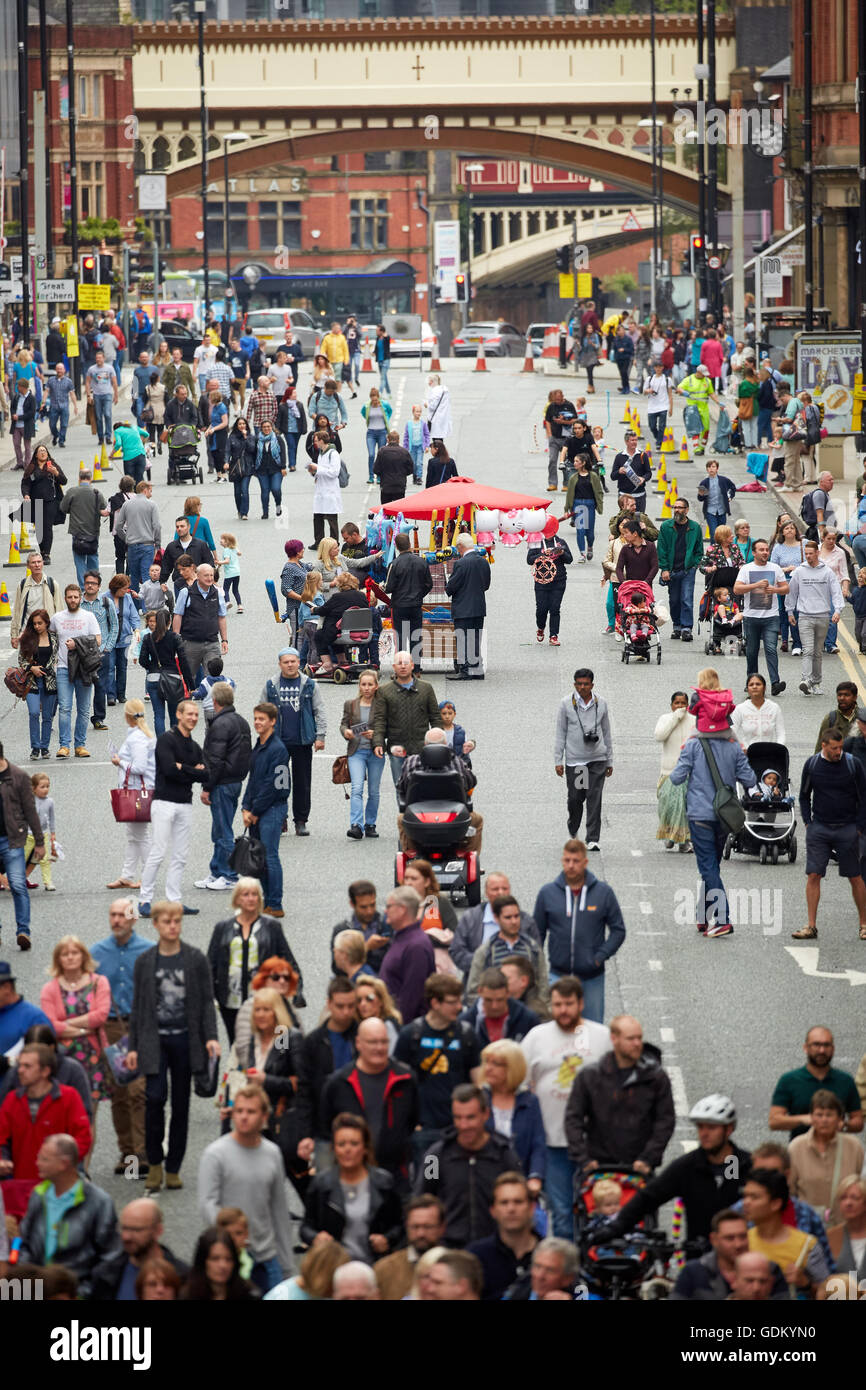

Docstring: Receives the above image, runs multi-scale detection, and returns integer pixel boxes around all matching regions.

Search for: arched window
[151,136,170,171]
[178,134,196,164]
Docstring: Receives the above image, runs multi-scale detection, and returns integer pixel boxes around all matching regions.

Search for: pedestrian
[276,383,306,473]
[393,974,481,1165]
[340,668,385,840]
[89,900,151,1172]
[159,514,213,588]
[402,404,431,485]
[20,446,67,568]
[308,375,348,433]
[794,728,866,941]
[769,1024,863,1141]
[425,437,458,490]
[375,324,391,395]
[44,362,78,448]
[732,537,789,696]
[669,685,758,937]
[415,1084,521,1246]
[373,429,414,505]
[553,668,613,851]
[172,563,228,685]
[676,362,719,454]
[654,690,696,850]
[17,1135,120,1296]
[84,349,118,447]
[379,885,435,1023]
[344,316,362,387]
[307,429,343,547]
[657,497,704,640]
[770,519,805,654]
[279,538,309,643]
[464,896,549,1006]
[232,944,305,1059]
[423,373,453,439]
[542,389,577,492]
[361,386,392,483]
[58,469,109,589]
[17,608,59,760]
[106,575,139,706]
[697,458,737,541]
[461,967,538,1045]
[80,569,119,732]
[107,699,156,892]
[0,962,53,1052]
[196,683,251,894]
[611,324,634,395]
[126,901,220,1192]
[644,360,670,450]
[112,420,150,487]
[615,520,659,586]
[251,418,287,519]
[116,479,162,597]
[137,700,205,916]
[561,453,601,567]
[817,529,850,654]
[137,609,193,737]
[181,1227,256,1301]
[532,842,625,1021]
[261,646,327,837]
[49,583,102,760]
[741,1170,829,1297]
[322,1016,419,1179]
[446,533,491,681]
[199,1083,295,1294]
[301,1111,404,1263]
[785,538,844,697]
[242,702,290,917]
[372,650,443,784]
[373,1195,447,1300]
[383,531,433,666]
[731,673,786,747]
[0,1041,91,1185]
[479,1043,546,1195]
[226,416,254,520]
[39,937,112,1143]
[10,378,37,471]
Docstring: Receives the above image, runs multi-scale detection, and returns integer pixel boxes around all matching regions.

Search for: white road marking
[668,1064,690,1119]
[785,946,866,988]
[630,849,643,857]
[648,959,663,971]
[639,900,653,915]
[636,930,667,936]
[660,1027,676,1043]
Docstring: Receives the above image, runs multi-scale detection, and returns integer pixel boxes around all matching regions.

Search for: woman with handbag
[220,987,313,1197]
[737,364,760,450]
[206,878,301,1043]
[577,328,601,392]
[17,608,59,759]
[138,608,194,736]
[340,668,384,840]
[107,697,156,891]
[21,444,67,564]
[40,935,112,1155]
[143,371,166,455]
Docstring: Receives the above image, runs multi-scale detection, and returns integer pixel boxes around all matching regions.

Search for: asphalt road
[1,354,864,1260]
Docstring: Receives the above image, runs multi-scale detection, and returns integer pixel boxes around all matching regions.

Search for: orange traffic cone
[655,458,668,493]
[360,337,375,374]
[4,530,22,568]
[679,434,690,461]
[0,583,10,621]
[430,335,442,372]
[521,337,535,373]
[474,337,487,372]
[661,424,676,453]
[660,484,673,520]
[93,455,105,483]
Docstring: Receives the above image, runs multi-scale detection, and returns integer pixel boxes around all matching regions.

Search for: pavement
[1,352,864,1259]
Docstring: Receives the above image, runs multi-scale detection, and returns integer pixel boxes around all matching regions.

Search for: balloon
[474,509,500,532]
[542,513,560,538]
[498,508,523,534]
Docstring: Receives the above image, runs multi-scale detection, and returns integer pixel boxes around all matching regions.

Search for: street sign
[558,273,575,299]
[138,174,167,211]
[78,283,111,311]
[37,278,75,303]
[576,272,593,298]
[761,256,784,299]
[621,211,642,233]
[707,254,722,270]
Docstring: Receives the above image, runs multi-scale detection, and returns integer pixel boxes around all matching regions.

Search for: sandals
[106,878,141,890]
[860,926,866,941]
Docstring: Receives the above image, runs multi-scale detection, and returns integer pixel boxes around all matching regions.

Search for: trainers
[295,822,310,836]
[586,841,601,851]
[671,629,681,640]
[799,679,811,695]
[549,635,561,646]
[680,631,693,642]
[56,747,70,758]
[771,681,786,696]
[347,826,364,839]
[74,747,90,758]
[811,685,823,697]
[791,924,818,939]
[696,922,707,934]
[706,922,733,938]
[181,905,199,915]
[29,747,39,760]
[138,902,151,917]
[194,875,231,890]
[536,629,545,643]
[601,625,615,635]
[792,646,802,656]
[90,719,108,731]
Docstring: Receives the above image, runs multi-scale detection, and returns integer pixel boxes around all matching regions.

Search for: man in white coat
[308,428,343,549]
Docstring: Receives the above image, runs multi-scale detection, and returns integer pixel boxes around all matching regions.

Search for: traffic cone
[669,478,679,507]
[19,520,32,551]
[361,337,375,374]
[4,529,23,567]
[93,455,105,483]
[521,337,535,373]
[660,484,673,520]
[661,425,676,453]
[79,459,88,479]
[430,335,442,372]
[100,441,109,470]
[703,522,711,540]
[620,399,632,424]
[541,326,559,360]
[679,434,690,461]
[0,583,10,621]
[655,458,668,492]
[474,337,487,372]
[632,409,643,438]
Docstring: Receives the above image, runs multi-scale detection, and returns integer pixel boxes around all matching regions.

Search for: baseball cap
[0,961,15,985]
[51,316,61,325]
[696,364,710,376]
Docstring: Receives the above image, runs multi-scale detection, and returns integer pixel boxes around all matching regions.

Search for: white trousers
[121,822,152,881]
[139,800,191,904]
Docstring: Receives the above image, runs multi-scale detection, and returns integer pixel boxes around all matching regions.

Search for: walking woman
[143,372,166,455]
[107,574,140,705]
[181,1229,256,1302]
[577,326,601,393]
[341,668,384,840]
[770,519,805,654]
[227,416,254,520]
[480,1040,546,1195]
[40,936,111,1150]
[731,673,787,747]
[424,374,453,439]
[361,387,392,484]
[600,516,633,634]
[527,523,573,646]
[425,437,458,490]
[107,697,156,891]
[137,608,194,735]
[307,430,342,546]
[277,384,307,473]
[737,363,760,450]
[207,878,296,1043]
[563,450,603,560]
[305,412,342,463]
[301,1113,403,1264]
[21,444,66,564]
[654,690,696,849]
[176,496,217,559]
[234,950,304,1060]
[18,608,58,758]
[204,389,229,477]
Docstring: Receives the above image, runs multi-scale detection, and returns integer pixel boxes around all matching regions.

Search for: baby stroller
[711,406,744,455]
[723,741,797,864]
[700,565,746,656]
[166,422,204,486]
[574,1167,657,1300]
[616,579,661,664]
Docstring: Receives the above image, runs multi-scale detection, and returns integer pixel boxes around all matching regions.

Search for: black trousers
[535,583,565,638]
[287,742,314,824]
[454,618,485,673]
[393,606,424,664]
[145,1031,192,1173]
[565,761,607,842]
[313,513,339,544]
[618,361,631,391]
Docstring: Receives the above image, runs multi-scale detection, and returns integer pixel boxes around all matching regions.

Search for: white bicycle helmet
[688,1094,736,1126]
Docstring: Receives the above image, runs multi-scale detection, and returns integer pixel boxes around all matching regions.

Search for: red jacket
[0,1081,91,1181]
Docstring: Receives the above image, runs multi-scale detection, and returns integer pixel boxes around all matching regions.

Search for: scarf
[257,433,281,467]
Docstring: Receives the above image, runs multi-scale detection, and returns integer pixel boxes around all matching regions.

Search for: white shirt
[193,343,218,374]
[735,560,787,621]
[49,608,100,670]
[520,1018,611,1147]
[730,698,786,748]
[646,373,670,413]
[268,363,293,398]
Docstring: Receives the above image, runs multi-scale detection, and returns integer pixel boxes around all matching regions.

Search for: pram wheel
[197,467,204,484]
[788,836,797,863]
[770,844,779,865]
[723,835,733,860]
[759,845,768,865]
[656,646,662,664]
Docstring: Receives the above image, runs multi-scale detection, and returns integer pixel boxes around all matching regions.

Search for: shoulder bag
[229,832,267,878]
[158,653,188,704]
[697,736,746,834]
[110,766,153,823]
[4,667,32,700]
[332,753,351,797]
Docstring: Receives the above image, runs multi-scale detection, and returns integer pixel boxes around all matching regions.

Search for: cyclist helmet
[688,1094,736,1126]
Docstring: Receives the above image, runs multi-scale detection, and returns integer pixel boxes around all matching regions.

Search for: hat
[696,364,710,376]
[438,699,455,711]
[51,316,61,325]
[278,646,299,658]
[856,707,866,723]
[0,961,15,985]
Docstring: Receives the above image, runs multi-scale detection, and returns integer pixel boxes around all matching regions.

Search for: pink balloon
[542,513,560,538]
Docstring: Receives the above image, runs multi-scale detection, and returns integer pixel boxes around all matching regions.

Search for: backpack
[800,489,820,527]
[804,405,822,447]
[19,575,57,626]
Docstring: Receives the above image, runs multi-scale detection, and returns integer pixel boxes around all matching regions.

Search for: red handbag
[110,767,153,823]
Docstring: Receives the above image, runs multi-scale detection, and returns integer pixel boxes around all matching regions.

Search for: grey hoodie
[785,559,844,617]
[554,691,613,766]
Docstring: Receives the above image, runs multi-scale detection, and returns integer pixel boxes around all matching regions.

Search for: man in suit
[384,532,433,669]
[446,534,491,681]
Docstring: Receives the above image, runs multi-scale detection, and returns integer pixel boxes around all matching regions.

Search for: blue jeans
[113,352,124,382]
[92,394,113,443]
[25,679,57,750]
[258,472,282,517]
[210,781,241,881]
[743,615,780,685]
[778,597,800,648]
[92,650,114,721]
[366,429,387,481]
[824,620,838,652]
[389,751,406,786]
[252,803,287,909]
[648,410,666,449]
[251,1257,283,1295]
[56,667,93,749]
[233,475,250,517]
[378,362,391,394]
[73,550,100,589]
[573,498,596,556]
[688,817,728,926]
[48,401,69,444]
[145,675,180,736]
[348,745,385,829]
[125,455,147,486]
[351,349,362,385]
[544,1146,578,1241]
[757,407,773,445]
[285,432,299,470]
[409,442,424,481]
[128,543,156,595]
[705,512,727,542]
[0,839,31,935]
[667,567,696,632]
[107,646,129,703]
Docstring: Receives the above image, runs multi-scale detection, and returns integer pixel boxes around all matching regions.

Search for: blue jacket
[669,734,756,821]
[532,870,626,980]
[264,673,326,746]
[242,731,289,816]
[696,473,737,520]
[461,997,538,1046]
[483,1086,546,1181]
[114,592,140,649]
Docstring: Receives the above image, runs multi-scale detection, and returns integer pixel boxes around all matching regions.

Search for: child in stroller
[709,585,743,652]
[701,566,746,656]
[725,741,797,864]
[617,579,661,664]
[575,1169,652,1296]
[757,768,794,807]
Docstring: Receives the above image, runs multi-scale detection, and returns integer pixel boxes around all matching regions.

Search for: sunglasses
[358,994,377,1003]
[269,973,293,983]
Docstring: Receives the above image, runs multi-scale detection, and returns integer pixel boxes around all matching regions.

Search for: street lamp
[194,0,209,316]
[221,131,249,330]
[639,115,665,301]
[463,161,484,327]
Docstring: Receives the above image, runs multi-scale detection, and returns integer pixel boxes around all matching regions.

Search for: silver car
[242,307,319,357]
[451,321,525,357]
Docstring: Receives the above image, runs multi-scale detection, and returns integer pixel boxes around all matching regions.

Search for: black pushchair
[700,564,745,656]
[723,741,797,864]
[166,422,204,486]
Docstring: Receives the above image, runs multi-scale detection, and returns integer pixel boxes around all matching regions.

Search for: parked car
[526,322,559,358]
[155,319,199,363]
[451,322,525,357]
[242,307,320,357]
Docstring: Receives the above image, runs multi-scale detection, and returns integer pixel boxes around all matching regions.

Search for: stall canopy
[380,477,552,519]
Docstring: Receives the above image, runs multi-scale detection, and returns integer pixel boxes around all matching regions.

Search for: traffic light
[455,271,468,303]
[555,244,570,273]
[689,234,705,276]
[80,253,99,284]
[99,253,114,284]
[127,248,141,281]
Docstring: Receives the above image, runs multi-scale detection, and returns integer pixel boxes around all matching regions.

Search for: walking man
[532,842,625,1021]
[0,744,46,950]
[261,646,326,836]
[446,534,491,681]
[656,498,703,640]
[58,470,109,589]
[49,583,102,759]
[90,899,152,1173]
[733,538,788,697]
[80,569,119,731]
[794,728,866,941]
[197,685,252,892]
[697,458,737,542]
[785,538,844,698]
[84,348,119,447]
[138,700,206,916]
[172,564,228,685]
[384,532,433,667]
[554,668,612,852]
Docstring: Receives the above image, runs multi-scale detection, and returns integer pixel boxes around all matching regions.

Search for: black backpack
[804,405,822,447]
[799,489,819,527]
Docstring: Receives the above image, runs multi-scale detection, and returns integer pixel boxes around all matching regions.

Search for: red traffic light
[82,255,96,269]
[455,273,465,284]
[690,235,704,250]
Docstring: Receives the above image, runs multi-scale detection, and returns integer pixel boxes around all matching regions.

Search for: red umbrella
[379,476,552,520]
